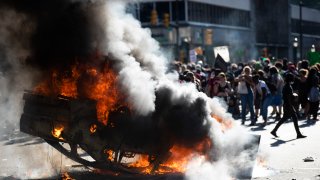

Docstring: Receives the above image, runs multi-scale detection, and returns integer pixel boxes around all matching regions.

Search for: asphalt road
[248,114,320,180]
[1,111,320,180]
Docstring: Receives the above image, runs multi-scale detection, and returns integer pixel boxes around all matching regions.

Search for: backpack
[308,86,320,102]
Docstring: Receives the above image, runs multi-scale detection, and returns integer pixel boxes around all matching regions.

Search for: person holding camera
[213,72,232,102]
[235,66,256,125]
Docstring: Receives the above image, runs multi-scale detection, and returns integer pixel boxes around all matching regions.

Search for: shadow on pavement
[19,138,45,146]
[270,138,296,147]
[250,124,267,131]
[299,119,318,128]
[1,172,185,180]
[2,130,44,146]
[249,120,277,131]
[4,136,35,145]
[0,176,20,180]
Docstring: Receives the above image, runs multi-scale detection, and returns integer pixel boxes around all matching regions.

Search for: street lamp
[293,37,299,63]
[299,1,303,59]
[293,37,299,48]
[311,44,316,52]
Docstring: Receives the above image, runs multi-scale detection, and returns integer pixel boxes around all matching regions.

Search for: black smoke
[105,85,211,153]
[0,0,211,151]
[0,0,103,69]
[154,86,210,147]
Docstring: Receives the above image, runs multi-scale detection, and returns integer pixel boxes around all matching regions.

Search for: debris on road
[303,157,314,162]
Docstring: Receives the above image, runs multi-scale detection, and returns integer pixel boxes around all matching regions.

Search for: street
[1,110,320,180]
[249,115,320,180]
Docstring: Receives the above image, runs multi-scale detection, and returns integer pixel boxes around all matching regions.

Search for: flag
[214,54,228,72]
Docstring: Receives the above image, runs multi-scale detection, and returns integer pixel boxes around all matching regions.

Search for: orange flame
[33,57,215,175]
[61,172,74,180]
[52,124,64,140]
[257,156,267,167]
[158,139,212,174]
[104,149,115,162]
[129,138,212,174]
[211,113,233,131]
[34,60,124,125]
[84,65,121,125]
[128,155,150,168]
[90,124,97,134]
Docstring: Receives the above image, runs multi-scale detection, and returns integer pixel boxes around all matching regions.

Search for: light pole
[299,0,303,59]
[311,44,316,52]
[175,0,180,60]
[293,37,299,63]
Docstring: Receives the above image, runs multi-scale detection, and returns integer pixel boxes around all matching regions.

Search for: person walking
[271,73,307,139]
[307,76,320,121]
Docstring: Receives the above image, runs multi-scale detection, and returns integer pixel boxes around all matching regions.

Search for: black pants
[309,101,319,119]
[272,104,302,135]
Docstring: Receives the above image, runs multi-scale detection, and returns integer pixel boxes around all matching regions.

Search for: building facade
[128,0,320,64]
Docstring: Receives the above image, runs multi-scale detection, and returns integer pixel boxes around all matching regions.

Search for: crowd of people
[172,58,320,138]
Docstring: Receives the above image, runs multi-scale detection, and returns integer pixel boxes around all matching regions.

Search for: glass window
[188,2,250,27]
[291,19,320,36]
[172,1,185,21]
[139,3,154,23]
[156,2,170,22]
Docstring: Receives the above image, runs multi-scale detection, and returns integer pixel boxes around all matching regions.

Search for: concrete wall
[291,5,320,23]
[189,0,250,11]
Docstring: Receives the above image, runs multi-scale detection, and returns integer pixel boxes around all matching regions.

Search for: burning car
[19,59,213,175]
[0,0,261,178]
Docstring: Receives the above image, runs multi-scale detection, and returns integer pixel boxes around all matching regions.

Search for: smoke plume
[0,0,257,179]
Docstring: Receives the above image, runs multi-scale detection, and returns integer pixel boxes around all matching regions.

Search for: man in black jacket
[270,73,307,139]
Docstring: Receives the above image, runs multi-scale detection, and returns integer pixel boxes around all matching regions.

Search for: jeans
[240,90,255,122]
[261,94,273,121]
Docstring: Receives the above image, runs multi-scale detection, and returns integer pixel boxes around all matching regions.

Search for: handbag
[237,81,248,94]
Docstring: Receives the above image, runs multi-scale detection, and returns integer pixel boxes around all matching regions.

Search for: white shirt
[256,80,271,95]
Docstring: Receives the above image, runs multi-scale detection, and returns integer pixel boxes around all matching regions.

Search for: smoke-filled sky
[0,0,258,179]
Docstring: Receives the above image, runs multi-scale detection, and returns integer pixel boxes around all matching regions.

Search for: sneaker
[270,111,276,116]
[249,122,256,126]
[297,134,307,139]
[270,131,278,138]
[307,115,311,120]
[262,121,267,126]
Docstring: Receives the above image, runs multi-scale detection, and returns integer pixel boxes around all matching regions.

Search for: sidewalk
[240,113,320,180]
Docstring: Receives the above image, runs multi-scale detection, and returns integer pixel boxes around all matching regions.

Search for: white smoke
[101,1,168,115]
[0,1,259,179]
[100,1,258,179]
[186,157,232,180]
[0,9,33,140]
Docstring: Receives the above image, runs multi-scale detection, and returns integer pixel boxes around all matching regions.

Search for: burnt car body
[20,91,173,174]
[20,91,260,179]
